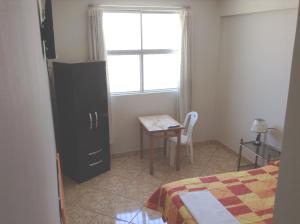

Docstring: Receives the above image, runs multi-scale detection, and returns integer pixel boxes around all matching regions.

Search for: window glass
[103,11,182,93]
[143,53,180,90]
[107,55,141,92]
[103,12,141,50]
[142,13,181,50]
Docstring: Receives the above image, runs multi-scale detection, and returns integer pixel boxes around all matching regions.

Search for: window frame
[103,9,181,95]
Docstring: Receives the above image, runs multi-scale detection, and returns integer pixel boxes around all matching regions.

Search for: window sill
[111,89,178,96]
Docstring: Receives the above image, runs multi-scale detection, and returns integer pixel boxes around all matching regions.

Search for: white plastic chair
[168,112,198,167]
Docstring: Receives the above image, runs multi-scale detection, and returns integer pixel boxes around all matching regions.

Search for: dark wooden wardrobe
[53,61,110,183]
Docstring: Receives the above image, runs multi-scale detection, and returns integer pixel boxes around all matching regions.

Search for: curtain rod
[88,4,190,11]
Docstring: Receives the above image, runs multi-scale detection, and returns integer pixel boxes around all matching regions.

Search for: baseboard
[111,140,220,158]
[111,140,255,168]
[111,150,140,159]
[193,139,220,147]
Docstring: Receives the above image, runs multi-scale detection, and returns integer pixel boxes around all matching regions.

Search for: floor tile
[109,156,145,179]
[64,143,241,223]
[89,214,130,224]
[75,188,142,222]
[213,147,238,160]
[202,157,237,176]
[66,206,97,224]
[130,207,165,224]
[177,167,203,179]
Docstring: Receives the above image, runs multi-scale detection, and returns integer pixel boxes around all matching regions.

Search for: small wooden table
[138,115,184,175]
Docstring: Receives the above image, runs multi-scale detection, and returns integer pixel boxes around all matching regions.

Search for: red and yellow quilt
[146,161,280,224]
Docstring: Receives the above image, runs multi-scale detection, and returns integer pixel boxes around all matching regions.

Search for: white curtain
[88,7,113,144]
[177,10,192,124]
[88,8,106,61]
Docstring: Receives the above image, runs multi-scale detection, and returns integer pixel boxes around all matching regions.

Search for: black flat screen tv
[39,0,56,59]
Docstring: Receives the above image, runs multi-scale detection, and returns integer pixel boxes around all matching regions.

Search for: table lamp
[251,118,268,145]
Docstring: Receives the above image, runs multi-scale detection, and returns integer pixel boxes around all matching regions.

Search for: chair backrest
[183,111,198,143]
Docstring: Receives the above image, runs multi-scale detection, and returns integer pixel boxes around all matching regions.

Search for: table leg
[255,146,259,168]
[140,124,144,159]
[150,135,154,175]
[237,143,242,171]
[176,130,181,171]
[163,132,167,157]
[267,154,271,165]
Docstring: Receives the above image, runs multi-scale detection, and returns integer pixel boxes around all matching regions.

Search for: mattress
[145,161,280,224]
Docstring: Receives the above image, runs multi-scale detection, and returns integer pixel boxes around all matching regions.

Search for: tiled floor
[64,143,242,224]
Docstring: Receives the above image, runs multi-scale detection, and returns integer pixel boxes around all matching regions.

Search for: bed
[145,161,279,224]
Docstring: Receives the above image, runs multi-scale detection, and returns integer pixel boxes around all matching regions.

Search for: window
[103,10,181,94]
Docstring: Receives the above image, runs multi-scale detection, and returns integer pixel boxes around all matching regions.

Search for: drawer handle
[89,113,93,130]
[88,149,103,156]
[95,112,99,129]
[88,160,103,167]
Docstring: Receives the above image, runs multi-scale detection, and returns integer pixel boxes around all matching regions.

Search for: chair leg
[186,144,189,157]
[169,142,175,167]
[163,133,167,157]
[167,140,170,157]
[189,141,194,164]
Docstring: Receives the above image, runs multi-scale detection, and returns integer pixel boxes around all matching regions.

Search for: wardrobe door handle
[89,113,93,130]
[95,112,98,129]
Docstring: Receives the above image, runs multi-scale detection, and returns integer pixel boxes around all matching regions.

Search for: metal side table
[237,138,281,171]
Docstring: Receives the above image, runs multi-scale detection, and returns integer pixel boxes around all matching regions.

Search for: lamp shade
[251,118,268,133]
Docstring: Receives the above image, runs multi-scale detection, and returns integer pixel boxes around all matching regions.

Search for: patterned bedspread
[145,161,279,224]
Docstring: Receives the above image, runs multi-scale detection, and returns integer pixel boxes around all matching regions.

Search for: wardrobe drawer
[86,158,105,169]
[86,148,107,165]
[78,157,110,182]
[87,147,105,157]
[87,147,104,157]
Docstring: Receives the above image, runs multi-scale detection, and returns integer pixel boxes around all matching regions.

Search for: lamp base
[253,133,262,146]
[253,140,262,146]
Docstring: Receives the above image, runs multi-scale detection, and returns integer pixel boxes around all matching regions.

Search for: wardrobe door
[72,68,94,159]
[71,62,109,181]
[86,62,110,176]
[91,62,109,154]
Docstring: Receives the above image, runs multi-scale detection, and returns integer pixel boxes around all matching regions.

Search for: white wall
[216,7,298,157]
[219,0,299,16]
[52,0,220,154]
[0,1,60,223]
[111,92,177,153]
[53,0,298,156]
[274,6,300,223]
